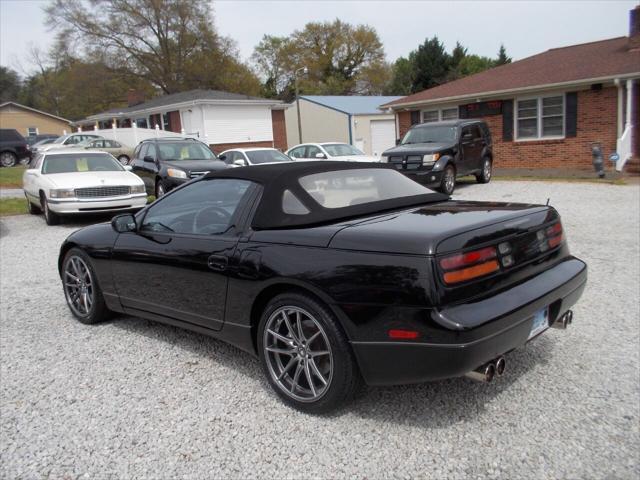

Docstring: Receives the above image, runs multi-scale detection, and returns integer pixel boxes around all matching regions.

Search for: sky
[1,0,638,77]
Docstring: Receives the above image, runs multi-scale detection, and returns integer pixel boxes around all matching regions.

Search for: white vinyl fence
[74,124,198,148]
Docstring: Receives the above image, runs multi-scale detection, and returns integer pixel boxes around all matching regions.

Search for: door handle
[208,254,228,271]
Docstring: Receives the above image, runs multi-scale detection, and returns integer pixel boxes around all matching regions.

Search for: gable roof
[384,36,640,109]
[301,95,403,115]
[0,102,71,124]
[85,89,283,121]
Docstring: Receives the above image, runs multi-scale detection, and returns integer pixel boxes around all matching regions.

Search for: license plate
[528,307,549,340]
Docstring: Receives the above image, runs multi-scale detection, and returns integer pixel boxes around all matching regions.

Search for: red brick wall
[210,141,273,155]
[271,109,287,151]
[395,87,619,170]
[167,110,181,133]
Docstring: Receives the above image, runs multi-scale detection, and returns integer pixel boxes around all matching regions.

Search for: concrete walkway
[0,188,24,199]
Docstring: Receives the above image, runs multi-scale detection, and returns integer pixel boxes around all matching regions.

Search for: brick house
[382,7,640,173]
[77,89,287,153]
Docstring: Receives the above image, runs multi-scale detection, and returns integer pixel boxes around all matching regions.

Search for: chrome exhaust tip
[465,362,496,383]
[551,310,573,329]
[495,356,506,376]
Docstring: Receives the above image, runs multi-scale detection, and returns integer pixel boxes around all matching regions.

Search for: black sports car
[58,161,587,413]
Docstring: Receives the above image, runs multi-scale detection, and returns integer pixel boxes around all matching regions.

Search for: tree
[251,19,388,100]
[0,67,22,103]
[410,36,451,92]
[495,44,512,66]
[387,57,413,95]
[45,0,260,96]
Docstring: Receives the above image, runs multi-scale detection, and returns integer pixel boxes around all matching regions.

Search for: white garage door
[370,119,396,157]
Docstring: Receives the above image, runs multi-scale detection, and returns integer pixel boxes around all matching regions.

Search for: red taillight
[546,222,564,249]
[388,329,420,340]
[439,246,499,285]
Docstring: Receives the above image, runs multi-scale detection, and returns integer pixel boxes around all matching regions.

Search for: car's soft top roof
[204,161,448,230]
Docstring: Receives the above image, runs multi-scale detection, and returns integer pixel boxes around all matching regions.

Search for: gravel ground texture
[1,180,639,479]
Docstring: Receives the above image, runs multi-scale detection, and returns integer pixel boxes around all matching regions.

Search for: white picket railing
[616,125,633,172]
[76,124,198,148]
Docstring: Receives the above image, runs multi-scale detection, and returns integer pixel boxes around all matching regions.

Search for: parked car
[0,128,30,167]
[381,119,493,195]
[23,149,147,225]
[287,142,380,162]
[26,133,59,146]
[130,137,227,197]
[219,148,293,167]
[74,138,134,165]
[37,133,102,153]
[31,137,57,149]
[58,161,587,413]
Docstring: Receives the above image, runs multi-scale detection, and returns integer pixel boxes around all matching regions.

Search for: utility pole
[295,66,308,144]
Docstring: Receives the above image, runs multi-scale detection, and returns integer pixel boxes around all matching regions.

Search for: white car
[219,147,293,167]
[34,133,103,153]
[286,143,380,162]
[23,149,147,225]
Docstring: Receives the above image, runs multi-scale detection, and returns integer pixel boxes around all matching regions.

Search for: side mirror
[395,138,401,146]
[112,213,137,233]
[219,154,227,161]
[233,159,247,167]
[315,153,326,159]
[143,155,154,163]
[123,165,133,171]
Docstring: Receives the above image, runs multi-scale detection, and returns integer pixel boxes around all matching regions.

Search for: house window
[516,95,564,140]
[27,127,38,136]
[422,108,458,123]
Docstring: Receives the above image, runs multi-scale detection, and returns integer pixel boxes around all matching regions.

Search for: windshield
[157,142,216,161]
[246,150,291,164]
[402,125,458,144]
[322,144,365,157]
[42,153,124,174]
[299,168,432,209]
[52,135,68,144]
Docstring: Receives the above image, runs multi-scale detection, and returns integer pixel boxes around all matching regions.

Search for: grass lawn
[0,166,25,188]
[0,198,27,217]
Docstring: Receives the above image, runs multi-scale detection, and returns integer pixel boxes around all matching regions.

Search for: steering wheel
[192,206,231,234]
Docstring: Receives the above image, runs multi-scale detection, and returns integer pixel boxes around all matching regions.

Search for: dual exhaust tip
[464,309,574,383]
[465,356,506,383]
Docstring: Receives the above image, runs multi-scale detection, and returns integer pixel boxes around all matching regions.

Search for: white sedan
[286,143,380,162]
[23,149,147,225]
[218,147,293,167]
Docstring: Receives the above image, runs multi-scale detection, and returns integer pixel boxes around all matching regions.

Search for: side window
[112,141,121,148]
[471,125,482,140]
[305,145,321,158]
[146,143,157,160]
[93,140,104,148]
[133,144,142,160]
[289,147,304,159]
[140,179,253,235]
[224,151,236,164]
[461,127,472,141]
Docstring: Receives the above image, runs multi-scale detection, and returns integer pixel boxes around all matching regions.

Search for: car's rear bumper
[351,258,587,386]
[48,194,147,214]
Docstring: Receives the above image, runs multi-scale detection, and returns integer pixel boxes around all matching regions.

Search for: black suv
[0,129,31,167]
[381,119,493,195]
[131,138,227,197]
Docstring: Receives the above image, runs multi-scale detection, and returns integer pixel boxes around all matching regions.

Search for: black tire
[439,164,456,195]
[155,179,169,198]
[476,157,493,184]
[257,292,361,414]
[62,248,110,324]
[41,193,61,225]
[0,151,17,167]
[26,195,41,214]
[117,155,130,165]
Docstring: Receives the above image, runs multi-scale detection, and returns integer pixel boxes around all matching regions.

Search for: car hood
[329,201,552,255]
[383,142,456,155]
[162,160,227,172]
[45,171,144,188]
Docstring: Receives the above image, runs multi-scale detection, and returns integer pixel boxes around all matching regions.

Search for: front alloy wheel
[62,248,110,324]
[156,180,166,197]
[440,165,456,195]
[0,152,17,167]
[263,306,334,403]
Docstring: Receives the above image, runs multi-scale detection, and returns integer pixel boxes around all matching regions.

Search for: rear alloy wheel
[476,157,492,184]
[440,164,456,195]
[155,180,167,198]
[41,194,60,225]
[0,152,17,167]
[62,248,110,324]
[117,155,130,165]
[258,293,360,413]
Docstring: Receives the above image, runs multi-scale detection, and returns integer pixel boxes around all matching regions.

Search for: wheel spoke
[306,330,321,345]
[295,311,305,342]
[81,292,89,313]
[309,350,330,357]
[267,329,291,345]
[277,357,297,381]
[281,311,299,343]
[304,361,317,396]
[308,357,327,386]
[266,346,295,355]
[65,271,79,281]
[291,362,303,393]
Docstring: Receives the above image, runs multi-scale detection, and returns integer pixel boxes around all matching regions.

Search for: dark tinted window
[157,142,215,161]
[0,129,23,142]
[305,145,322,158]
[401,125,457,144]
[288,147,305,159]
[246,150,291,164]
[141,179,252,235]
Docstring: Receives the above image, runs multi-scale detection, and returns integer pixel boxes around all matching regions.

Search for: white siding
[205,105,273,143]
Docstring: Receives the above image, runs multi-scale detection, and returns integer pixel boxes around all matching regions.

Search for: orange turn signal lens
[443,259,500,284]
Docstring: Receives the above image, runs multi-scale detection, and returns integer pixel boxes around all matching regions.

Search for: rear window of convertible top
[297,168,432,209]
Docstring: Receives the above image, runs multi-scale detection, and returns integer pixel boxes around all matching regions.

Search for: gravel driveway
[1,180,638,479]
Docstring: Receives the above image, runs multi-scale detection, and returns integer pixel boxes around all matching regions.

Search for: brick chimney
[630,5,640,50]
[127,89,145,107]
